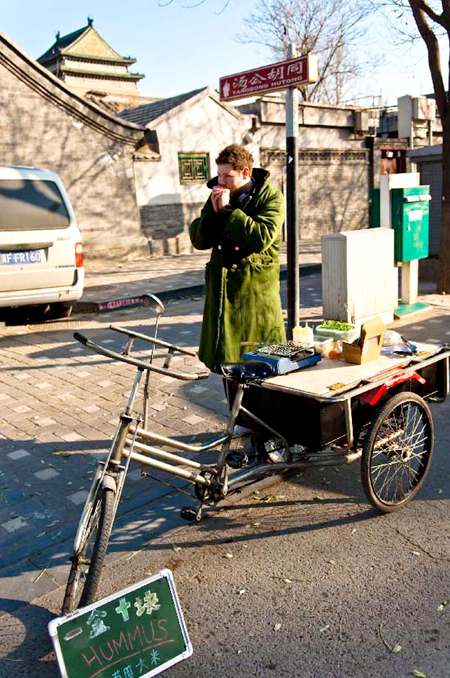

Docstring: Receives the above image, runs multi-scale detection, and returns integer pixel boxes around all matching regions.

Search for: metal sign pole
[218,50,317,339]
[285,43,299,338]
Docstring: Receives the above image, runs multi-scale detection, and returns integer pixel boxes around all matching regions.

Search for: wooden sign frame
[48,569,192,678]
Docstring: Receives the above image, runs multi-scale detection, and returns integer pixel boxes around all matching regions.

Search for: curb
[74,262,322,315]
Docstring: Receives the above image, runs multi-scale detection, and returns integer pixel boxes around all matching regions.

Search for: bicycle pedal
[180,506,199,522]
[226,450,249,469]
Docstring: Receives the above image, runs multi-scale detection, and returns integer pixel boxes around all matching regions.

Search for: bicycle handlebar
[109,324,198,357]
[73,332,210,381]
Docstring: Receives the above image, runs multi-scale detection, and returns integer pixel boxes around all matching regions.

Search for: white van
[0,166,84,318]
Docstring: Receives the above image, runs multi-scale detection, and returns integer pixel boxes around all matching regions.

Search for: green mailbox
[391,186,430,262]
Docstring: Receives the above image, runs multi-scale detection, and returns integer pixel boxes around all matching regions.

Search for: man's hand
[211,187,230,213]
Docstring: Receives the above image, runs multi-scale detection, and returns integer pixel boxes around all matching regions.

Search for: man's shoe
[226,449,249,469]
[264,438,288,463]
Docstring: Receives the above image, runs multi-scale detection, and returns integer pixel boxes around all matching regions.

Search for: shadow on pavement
[0,599,58,677]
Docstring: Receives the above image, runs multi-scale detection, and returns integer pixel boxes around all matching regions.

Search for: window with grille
[178,153,210,184]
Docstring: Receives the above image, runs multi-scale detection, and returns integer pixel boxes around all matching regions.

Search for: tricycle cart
[61,295,450,613]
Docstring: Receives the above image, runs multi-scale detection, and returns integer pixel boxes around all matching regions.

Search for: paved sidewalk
[77,239,322,308]
[0,265,325,616]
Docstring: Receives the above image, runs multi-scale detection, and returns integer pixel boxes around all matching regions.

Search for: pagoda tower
[38,19,146,108]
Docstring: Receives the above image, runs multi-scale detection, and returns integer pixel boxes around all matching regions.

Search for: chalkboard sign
[48,569,192,678]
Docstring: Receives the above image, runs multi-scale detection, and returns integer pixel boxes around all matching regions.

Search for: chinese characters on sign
[50,571,192,678]
[219,55,317,102]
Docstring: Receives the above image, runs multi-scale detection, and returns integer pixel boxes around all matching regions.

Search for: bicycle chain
[140,470,195,498]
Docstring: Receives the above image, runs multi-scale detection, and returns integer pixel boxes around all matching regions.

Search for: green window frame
[178,153,210,184]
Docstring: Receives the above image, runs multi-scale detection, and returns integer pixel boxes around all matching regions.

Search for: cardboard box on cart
[342,316,385,365]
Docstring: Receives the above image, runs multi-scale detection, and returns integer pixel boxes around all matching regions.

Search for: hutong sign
[219,55,317,101]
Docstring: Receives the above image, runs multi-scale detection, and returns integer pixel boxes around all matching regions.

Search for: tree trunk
[437,115,450,293]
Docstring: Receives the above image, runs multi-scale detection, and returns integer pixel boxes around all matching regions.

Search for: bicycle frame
[75,329,364,525]
[74,298,367,521]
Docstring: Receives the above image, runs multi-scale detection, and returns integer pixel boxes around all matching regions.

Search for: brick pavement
[0,262,324,614]
[77,239,321,306]
[0,299,228,613]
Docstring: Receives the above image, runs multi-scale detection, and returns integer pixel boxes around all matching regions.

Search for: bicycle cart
[62,295,450,614]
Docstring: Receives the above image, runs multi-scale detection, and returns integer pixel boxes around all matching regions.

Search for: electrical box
[391,186,430,262]
[321,229,395,325]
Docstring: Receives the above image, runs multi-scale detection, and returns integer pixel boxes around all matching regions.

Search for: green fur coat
[189,168,286,371]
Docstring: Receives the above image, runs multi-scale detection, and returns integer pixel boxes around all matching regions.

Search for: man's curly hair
[215,144,253,173]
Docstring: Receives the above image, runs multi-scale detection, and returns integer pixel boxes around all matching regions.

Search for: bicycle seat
[220,360,275,383]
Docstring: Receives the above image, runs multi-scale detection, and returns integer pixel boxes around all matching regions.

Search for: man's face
[217,163,250,195]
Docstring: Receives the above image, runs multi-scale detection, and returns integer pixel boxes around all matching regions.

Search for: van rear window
[0,179,70,230]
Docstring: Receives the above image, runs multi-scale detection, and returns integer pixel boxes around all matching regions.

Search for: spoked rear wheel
[62,487,115,613]
[361,392,434,513]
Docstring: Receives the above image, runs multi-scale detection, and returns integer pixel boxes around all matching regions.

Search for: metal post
[286,43,299,338]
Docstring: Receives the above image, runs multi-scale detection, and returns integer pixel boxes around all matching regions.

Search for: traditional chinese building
[0,30,148,259]
[37,19,148,110]
[119,86,252,255]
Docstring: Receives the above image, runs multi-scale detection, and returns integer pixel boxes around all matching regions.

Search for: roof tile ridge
[0,31,145,143]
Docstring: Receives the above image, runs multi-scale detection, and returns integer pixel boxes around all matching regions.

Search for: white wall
[134,95,252,207]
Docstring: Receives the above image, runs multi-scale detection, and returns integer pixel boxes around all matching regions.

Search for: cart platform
[264,342,444,400]
[230,343,450,450]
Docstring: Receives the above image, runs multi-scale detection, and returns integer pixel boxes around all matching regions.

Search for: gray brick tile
[11,404,33,413]
[34,468,59,481]
[7,448,30,460]
[82,404,101,413]
[59,431,85,442]
[2,516,28,533]
[68,489,90,505]
[35,417,57,427]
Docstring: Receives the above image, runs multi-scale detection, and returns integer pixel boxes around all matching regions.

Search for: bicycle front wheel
[361,392,434,513]
[62,486,115,613]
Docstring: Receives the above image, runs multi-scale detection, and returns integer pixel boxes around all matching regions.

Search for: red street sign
[219,55,317,102]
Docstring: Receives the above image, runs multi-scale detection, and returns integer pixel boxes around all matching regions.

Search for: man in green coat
[190,144,286,372]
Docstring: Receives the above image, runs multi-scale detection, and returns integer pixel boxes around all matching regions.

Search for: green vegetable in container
[317,320,355,331]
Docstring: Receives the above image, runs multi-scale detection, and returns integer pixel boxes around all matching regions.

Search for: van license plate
[0,250,43,265]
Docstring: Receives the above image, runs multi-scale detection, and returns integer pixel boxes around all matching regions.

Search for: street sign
[219,54,317,102]
[48,570,192,678]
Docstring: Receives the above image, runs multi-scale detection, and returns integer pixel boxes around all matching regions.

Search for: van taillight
[75,242,83,268]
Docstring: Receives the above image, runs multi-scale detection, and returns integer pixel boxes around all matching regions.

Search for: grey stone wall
[262,148,369,238]
[0,36,148,261]
[140,202,203,256]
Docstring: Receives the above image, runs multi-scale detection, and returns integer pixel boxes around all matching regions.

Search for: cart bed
[230,343,449,450]
[264,343,442,399]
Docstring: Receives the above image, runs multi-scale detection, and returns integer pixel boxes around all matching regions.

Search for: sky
[2,0,447,106]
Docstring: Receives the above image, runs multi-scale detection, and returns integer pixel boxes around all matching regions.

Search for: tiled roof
[118,87,207,126]
[0,31,144,144]
[38,26,87,63]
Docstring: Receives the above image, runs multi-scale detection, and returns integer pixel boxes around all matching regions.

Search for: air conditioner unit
[354,110,369,133]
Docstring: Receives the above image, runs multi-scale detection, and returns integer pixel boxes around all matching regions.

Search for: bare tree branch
[157,0,231,11]
[369,0,450,292]
[409,0,446,25]
[237,0,375,103]
[408,0,448,119]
